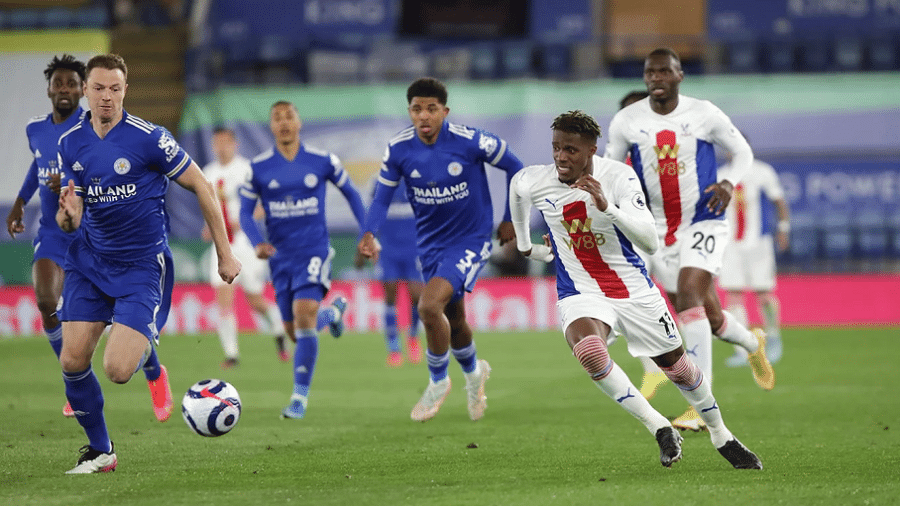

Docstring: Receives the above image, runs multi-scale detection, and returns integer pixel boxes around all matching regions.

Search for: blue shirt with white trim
[57,110,192,259]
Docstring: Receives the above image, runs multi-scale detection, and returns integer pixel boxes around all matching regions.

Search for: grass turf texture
[0,327,897,506]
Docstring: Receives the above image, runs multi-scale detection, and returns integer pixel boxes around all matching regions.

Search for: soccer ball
[181,379,242,437]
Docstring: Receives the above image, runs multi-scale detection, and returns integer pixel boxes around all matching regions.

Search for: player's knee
[417,299,444,322]
[660,353,703,391]
[59,350,89,374]
[103,358,135,384]
[34,295,58,319]
[572,335,613,380]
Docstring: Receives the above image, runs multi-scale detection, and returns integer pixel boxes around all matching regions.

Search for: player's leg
[283,297,320,419]
[406,279,424,364]
[382,279,403,367]
[757,290,782,363]
[246,289,289,361]
[410,276,455,421]
[31,258,71,415]
[215,283,240,368]
[723,289,750,367]
[653,347,762,469]
[706,282,774,390]
[238,239,288,360]
[446,296,490,421]
[563,296,680,467]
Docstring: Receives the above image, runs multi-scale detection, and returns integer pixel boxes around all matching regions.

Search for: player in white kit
[202,127,285,368]
[509,110,762,469]
[719,157,790,366]
[605,48,775,431]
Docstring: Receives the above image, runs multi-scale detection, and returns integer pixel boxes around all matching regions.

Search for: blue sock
[426,349,450,382]
[63,367,111,453]
[315,306,336,332]
[46,324,63,359]
[293,329,318,398]
[452,342,478,373]
[384,305,400,353]
[409,305,420,338]
[142,344,161,381]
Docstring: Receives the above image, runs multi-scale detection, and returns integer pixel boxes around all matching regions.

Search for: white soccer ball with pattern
[181,379,242,437]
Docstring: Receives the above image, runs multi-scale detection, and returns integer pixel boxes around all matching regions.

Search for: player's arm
[490,141,524,245]
[509,170,553,262]
[7,160,39,238]
[328,154,367,228]
[704,108,752,215]
[358,180,397,263]
[603,113,630,162]
[763,165,791,252]
[175,163,241,283]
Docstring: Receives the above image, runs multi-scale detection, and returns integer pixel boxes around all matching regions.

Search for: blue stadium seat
[470,43,500,80]
[42,7,75,29]
[868,34,899,71]
[797,38,832,72]
[499,41,535,79]
[833,36,864,71]
[74,5,109,29]
[0,10,7,29]
[608,60,644,78]
[726,39,760,73]
[257,34,295,65]
[761,39,795,73]
[821,210,853,259]
[536,44,570,79]
[787,211,819,261]
[7,9,43,29]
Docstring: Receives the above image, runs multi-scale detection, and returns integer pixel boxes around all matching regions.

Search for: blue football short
[59,239,174,342]
[269,246,334,322]
[33,226,74,267]
[420,239,492,303]
[378,249,422,283]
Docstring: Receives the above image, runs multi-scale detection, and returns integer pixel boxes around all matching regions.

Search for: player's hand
[48,173,63,194]
[704,180,733,215]
[497,221,516,245]
[255,242,277,259]
[357,232,381,264]
[58,179,81,232]
[6,203,25,239]
[353,251,367,269]
[776,231,789,252]
[217,252,242,284]
[570,174,608,211]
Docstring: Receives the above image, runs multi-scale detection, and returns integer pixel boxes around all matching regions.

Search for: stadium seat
[7,9,43,29]
[499,41,535,79]
[797,38,832,72]
[608,59,644,78]
[74,5,109,29]
[0,10,7,29]
[868,34,899,71]
[470,43,501,80]
[307,50,364,84]
[536,44,571,79]
[760,39,796,73]
[788,211,820,262]
[854,207,889,258]
[833,36,864,71]
[42,7,75,29]
[726,39,761,73]
[821,210,853,259]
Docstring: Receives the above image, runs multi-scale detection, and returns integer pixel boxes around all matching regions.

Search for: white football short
[558,291,683,358]
[650,219,729,293]
[719,235,776,291]
[208,231,270,294]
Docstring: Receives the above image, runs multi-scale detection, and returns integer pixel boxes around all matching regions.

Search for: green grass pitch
[1,326,897,506]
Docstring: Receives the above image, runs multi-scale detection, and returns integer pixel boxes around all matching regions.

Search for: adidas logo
[34,149,42,158]
[410,169,422,178]
[295,365,308,374]
[72,161,84,172]
[268,179,280,189]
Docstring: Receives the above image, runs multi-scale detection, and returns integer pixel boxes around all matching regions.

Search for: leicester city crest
[447,162,463,176]
[114,158,131,175]
[304,173,318,188]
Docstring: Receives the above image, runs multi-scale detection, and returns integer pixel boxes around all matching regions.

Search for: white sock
[728,302,749,328]
[266,305,283,335]
[679,307,714,385]
[218,314,239,358]
[640,355,662,374]
[678,377,734,448]
[594,362,671,434]
[715,310,759,353]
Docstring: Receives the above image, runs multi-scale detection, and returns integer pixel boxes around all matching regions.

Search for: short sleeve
[378,145,402,187]
[150,127,193,179]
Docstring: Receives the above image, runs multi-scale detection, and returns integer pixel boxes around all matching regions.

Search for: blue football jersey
[57,111,192,259]
[17,107,84,235]
[370,121,522,256]
[240,144,361,257]
[377,178,417,257]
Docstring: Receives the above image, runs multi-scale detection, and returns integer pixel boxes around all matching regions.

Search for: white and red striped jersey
[203,155,252,243]
[604,95,752,247]
[510,156,657,301]
[720,159,785,247]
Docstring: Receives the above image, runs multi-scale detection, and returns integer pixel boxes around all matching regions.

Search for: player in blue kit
[357,77,524,422]
[55,54,240,474]
[239,101,364,420]
[357,177,424,367]
[6,55,173,421]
